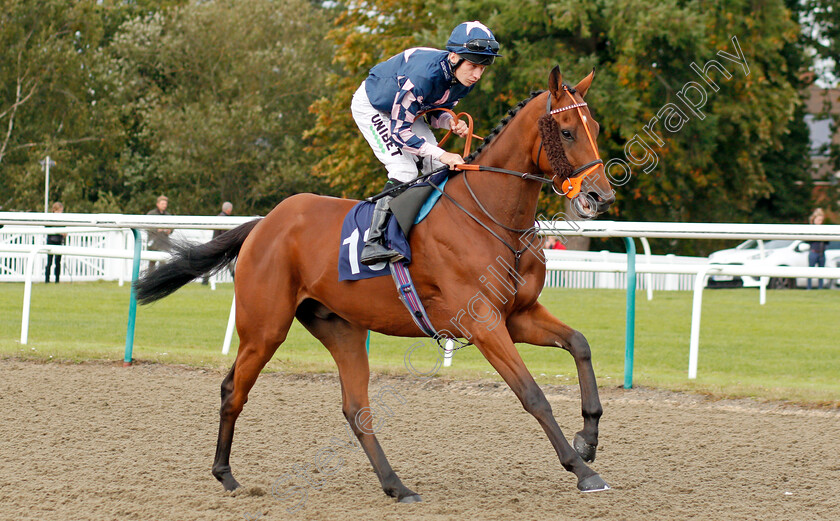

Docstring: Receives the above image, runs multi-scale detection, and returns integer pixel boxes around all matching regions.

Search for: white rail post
[118,229,129,287]
[688,266,716,379]
[599,250,611,288]
[640,237,653,301]
[443,339,454,367]
[20,248,41,344]
[665,254,677,291]
[759,277,768,305]
[222,295,236,354]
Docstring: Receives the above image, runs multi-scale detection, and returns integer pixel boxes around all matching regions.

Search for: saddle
[389,170,450,236]
[384,107,481,236]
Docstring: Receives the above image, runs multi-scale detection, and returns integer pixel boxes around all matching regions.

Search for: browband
[549,101,588,115]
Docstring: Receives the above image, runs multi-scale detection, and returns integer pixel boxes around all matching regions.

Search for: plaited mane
[464,91,544,163]
[465,90,574,180]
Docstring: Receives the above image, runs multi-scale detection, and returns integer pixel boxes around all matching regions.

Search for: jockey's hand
[450,118,469,138]
[439,151,465,169]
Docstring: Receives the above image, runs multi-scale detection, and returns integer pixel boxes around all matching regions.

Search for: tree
[102,0,334,215]
[0,0,105,210]
[0,0,190,212]
[801,0,839,85]
[751,0,815,225]
[799,0,840,218]
[308,0,812,254]
[307,0,434,197]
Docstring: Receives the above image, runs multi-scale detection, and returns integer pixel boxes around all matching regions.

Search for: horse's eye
[561,130,573,140]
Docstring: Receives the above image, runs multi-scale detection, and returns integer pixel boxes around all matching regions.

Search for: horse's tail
[134,218,261,305]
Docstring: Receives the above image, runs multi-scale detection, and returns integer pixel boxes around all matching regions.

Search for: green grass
[1,281,839,405]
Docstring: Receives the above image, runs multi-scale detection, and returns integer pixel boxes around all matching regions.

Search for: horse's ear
[574,67,596,98]
[548,66,563,100]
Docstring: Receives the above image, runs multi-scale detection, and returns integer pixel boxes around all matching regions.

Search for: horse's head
[536,67,615,218]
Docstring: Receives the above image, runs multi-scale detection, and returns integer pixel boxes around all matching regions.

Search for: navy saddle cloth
[338,170,450,282]
[338,201,411,281]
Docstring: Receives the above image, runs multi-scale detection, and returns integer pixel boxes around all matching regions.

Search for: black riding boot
[360,195,404,265]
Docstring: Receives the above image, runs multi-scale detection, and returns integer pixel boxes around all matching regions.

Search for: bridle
[536,85,604,199]
[419,87,605,281]
[455,86,603,201]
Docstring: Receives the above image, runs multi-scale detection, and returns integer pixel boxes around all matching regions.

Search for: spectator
[45,201,65,283]
[213,201,233,240]
[146,195,173,271]
[543,236,567,250]
[807,208,827,290]
[204,201,235,284]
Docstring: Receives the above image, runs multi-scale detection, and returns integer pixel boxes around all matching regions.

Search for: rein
[456,163,553,185]
[453,86,603,199]
[441,87,601,249]
[426,176,540,277]
[374,89,604,278]
[418,107,483,158]
[423,88,603,279]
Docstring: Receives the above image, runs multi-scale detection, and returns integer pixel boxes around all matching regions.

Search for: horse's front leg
[507,303,602,463]
[472,327,608,492]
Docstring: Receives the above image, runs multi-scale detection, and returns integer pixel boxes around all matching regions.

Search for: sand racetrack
[1,358,838,521]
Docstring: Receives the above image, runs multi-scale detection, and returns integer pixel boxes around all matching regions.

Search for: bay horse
[135,67,615,501]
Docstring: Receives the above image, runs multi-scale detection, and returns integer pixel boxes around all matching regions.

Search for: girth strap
[389,260,471,349]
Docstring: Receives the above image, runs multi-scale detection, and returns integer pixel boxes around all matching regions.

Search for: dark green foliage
[1,0,333,215]
[309,1,819,250]
[0,0,831,245]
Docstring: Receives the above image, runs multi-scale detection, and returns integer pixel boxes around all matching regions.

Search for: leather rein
[425,87,603,266]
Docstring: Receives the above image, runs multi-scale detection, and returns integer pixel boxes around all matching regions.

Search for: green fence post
[366,330,371,355]
[124,229,142,366]
[623,236,637,389]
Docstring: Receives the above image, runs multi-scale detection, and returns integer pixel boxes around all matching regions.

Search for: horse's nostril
[586,191,615,210]
[590,191,615,206]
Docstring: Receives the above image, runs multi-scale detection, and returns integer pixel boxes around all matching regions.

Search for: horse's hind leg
[296,302,421,503]
[213,362,241,490]
[212,302,294,491]
[507,303,602,463]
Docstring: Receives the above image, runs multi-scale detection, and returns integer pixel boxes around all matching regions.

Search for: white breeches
[351,83,444,183]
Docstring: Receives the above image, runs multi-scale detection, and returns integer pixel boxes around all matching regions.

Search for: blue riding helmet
[446,21,502,66]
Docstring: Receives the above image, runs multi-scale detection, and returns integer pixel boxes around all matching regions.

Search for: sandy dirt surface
[1,358,839,521]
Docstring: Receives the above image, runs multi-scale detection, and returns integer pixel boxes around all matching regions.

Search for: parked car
[706,239,840,289]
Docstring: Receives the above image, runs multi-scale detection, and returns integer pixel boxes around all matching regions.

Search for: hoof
[220,474,241,491]
[578,474,610,492]
[213,468,241,492]
[398,494,423,503]
[574,432,597,463]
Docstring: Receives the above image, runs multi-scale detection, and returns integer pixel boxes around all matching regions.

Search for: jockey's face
[449,53,486,87]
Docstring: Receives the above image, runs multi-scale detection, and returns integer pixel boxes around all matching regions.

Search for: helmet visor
[465,38,499,53]
[458,52,495,66]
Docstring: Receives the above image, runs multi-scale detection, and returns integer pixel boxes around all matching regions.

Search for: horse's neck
[458,101,544,231]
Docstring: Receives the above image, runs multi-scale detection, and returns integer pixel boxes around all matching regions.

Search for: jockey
[351,21,502,266]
